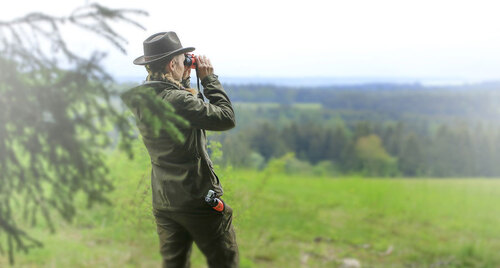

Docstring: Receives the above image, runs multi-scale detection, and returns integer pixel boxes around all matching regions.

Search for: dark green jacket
[123,74,235,211]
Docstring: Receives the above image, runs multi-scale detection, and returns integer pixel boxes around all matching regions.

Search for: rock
[300,252,310,265]
[360,243,371,249]
[379,245,394,256]
[340,258,361,268]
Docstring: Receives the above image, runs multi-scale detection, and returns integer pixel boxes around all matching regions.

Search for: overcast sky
[3,0,500,81]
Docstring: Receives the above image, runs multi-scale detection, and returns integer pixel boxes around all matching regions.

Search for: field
[3,144,500,268]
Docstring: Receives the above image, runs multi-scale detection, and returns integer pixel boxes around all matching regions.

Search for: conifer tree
[0,3,183,264]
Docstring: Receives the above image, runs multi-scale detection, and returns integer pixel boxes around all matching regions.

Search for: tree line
[212,119,500,177]
[224,83,500,127]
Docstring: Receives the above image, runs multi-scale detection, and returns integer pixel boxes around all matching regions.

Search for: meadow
[3,143,500,268]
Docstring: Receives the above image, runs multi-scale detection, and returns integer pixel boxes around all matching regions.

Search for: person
[122,31,238,268]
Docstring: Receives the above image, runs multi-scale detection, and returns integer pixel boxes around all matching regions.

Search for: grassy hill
[3,143,500,267]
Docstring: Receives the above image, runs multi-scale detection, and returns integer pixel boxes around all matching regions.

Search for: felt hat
[133,31,195,65]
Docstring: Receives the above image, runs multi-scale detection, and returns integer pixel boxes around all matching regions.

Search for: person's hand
[196,55,213,81]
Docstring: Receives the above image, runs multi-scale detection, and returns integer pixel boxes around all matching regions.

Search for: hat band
[144,52,171,61]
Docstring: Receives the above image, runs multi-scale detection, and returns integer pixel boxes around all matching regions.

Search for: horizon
[116,74,500,87]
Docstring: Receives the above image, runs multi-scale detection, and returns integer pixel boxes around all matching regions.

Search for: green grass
[3,145,500,267]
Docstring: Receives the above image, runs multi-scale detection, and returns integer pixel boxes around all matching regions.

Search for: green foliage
[399,132,424,176]
[263,152,294,175]
[311,160,339,177]
[247,152,266,170]
[247,122,288,161]
[207,139,223,163]
[227,84,500,127]
[0,3,147,264]
[355,134,399,177]
[211,103,500,177]
[283,155,314,174]
[280,156,340,177]
[214,82,500,178]
[120,86,189,146]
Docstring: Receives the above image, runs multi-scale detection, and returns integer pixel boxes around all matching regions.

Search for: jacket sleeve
[166,74,236,131]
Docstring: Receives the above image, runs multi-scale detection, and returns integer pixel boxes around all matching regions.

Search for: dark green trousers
[153,203,239,268]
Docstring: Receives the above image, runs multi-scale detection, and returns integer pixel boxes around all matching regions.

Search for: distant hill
[115,75,500,88]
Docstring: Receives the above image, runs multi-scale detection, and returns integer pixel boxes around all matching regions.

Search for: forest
[189,82,500,177]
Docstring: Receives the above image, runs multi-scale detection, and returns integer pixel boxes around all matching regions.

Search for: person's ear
[167,59,175,72]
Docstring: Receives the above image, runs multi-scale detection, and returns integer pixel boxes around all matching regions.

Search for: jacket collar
[141,80,183,94]
[143,80,179,89]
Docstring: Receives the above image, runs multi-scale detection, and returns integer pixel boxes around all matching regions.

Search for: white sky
[2,0,500,81]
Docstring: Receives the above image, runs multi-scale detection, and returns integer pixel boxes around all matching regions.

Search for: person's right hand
[196,55,213,81]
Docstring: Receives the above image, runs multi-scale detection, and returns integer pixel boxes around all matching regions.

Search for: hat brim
[133,46,195,65]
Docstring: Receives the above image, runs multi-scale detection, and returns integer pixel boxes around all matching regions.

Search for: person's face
[169,54,186,82]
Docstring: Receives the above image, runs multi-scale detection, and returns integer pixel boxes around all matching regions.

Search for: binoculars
[184,53,197,69]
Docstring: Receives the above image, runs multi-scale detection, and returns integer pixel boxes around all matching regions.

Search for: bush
[355,134,399,177]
